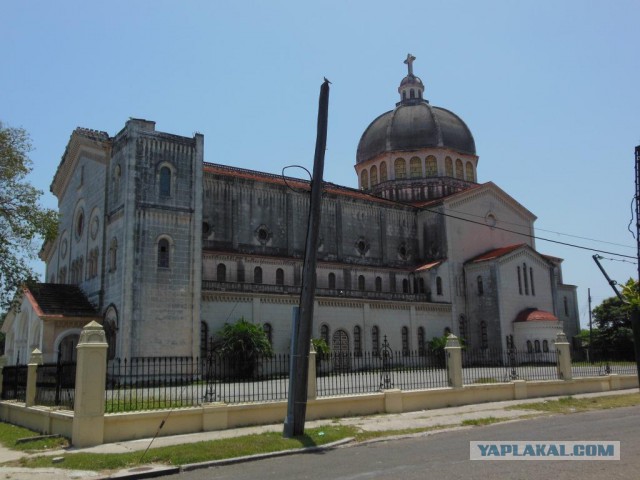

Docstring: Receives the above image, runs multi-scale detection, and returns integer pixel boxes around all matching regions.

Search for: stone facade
[4,57,580,364]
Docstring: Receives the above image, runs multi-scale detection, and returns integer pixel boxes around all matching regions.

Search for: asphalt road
[165,406,640,480]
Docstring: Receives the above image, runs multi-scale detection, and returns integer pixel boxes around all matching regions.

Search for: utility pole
[283,79,330,438]
[587,288,593,362]
[633,145,640,390]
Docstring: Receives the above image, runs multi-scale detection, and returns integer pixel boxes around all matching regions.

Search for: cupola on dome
[356,54,476,165]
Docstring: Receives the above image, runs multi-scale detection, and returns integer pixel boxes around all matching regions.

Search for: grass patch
[507,393,640,414]
[12,425,357,472]
[461,416,506,427]
[354,424,456,442]
[0,422,69,452]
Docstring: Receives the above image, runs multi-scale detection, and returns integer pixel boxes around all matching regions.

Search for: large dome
[356,104,476,164]
[356,54,476,165]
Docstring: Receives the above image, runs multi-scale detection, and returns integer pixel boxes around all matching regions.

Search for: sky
[2,0,639,327]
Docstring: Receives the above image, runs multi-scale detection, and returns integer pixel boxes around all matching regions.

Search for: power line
[418,205,637,260]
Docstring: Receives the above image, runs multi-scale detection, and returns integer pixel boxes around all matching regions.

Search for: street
[165,406,640,479]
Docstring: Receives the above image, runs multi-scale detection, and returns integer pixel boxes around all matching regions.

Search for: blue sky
[2,0,639,326]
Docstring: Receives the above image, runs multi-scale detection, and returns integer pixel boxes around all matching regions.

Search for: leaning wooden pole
[284,79,330,437]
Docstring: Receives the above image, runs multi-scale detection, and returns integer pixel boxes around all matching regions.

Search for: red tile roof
[514,308,559,323]
[203,163,403,207]
[414,260,445,272]
[467,244,526,263]
[24,283,99,318]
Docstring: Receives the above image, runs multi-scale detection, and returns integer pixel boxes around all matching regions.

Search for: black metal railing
[34,356,76,409]
[1,365,27,402]
[462,348,559,384]
[316,339,447,397]
[571,347,638,377]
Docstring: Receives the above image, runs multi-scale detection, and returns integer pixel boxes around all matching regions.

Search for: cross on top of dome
[398,53,424,104]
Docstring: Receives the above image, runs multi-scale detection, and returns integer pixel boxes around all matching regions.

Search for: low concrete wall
[1,374,637,445]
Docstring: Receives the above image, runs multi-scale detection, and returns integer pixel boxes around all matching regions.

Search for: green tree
[0,122,58,310]
[211,318,273,378]
[591,278,637,360]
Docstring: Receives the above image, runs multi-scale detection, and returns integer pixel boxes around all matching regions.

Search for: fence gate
[332,329,351,371]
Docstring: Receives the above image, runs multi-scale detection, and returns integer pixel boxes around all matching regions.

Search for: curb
[102,437,355,479]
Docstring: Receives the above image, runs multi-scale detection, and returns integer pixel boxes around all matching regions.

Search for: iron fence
[1,365,27,402]
[571,348,638,377]
[105,353,291,412]
[462,348,559,384]
[316,341,447,396]
[34,358,76,409]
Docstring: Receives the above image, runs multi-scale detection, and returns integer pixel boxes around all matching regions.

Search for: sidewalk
[0,388,638,479]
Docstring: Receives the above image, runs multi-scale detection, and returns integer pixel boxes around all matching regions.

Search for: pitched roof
[414,260,445,272]
[24,283,99,318]
[514,308,559,323]
[467,244,526,263]
[203,163,405,207]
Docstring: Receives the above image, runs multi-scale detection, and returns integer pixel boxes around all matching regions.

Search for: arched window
[419,278,425,293]
[477,276,484,295]
[358,275,365,291]
[217,263,226,282]
[380,161,388,182]
[465,161,475,182]
[455,159,463,179]
[113,164,121,201]
[534,340,541,353]
[523,263,529,295]
[276,268,284,285]
[353,326,362,357]
[159,166,171,196]
[527,340,533,353]
[436,277,443,295]
[543,340,549,353]
[417,326,425,356]
[372,325,380,356]
[402,279,409,293]
[370,166,378,186]
[254,266,263,284]
[401,326,409,356]
[263,323,273,345]
[480,321,488,349]
[375,276,382,292]
[59,267,67,284]
[410,88,415,99]
[425,156,437,176]
[109,238,118,272]
[410,156,422,178]
[75,209,84,239]
[360,169,369,190]
[445,157,453,176]
[459,315,467,341]
[328,272,336,289]
[394,158,406,179]
[563,296,569,316]
[320,324,330,344]
[157,238,170,268]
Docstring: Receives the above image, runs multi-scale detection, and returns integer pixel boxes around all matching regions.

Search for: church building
[2,56,580,364]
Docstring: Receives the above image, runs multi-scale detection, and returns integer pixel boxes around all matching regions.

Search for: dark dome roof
[356,101,476,164]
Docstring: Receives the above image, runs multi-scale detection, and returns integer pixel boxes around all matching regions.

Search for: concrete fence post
[0,355,6,397]
[26,349,43,407]
[445,334,463,388]
[72,321,108,448]
[307,344,317,400]
[555,332,572,380]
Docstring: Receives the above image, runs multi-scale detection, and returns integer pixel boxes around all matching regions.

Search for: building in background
[2,56,580,364]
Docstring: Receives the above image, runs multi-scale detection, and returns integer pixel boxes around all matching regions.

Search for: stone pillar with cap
[555,332,573,381]
[26,349,43,407]
[72,321,108,447]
